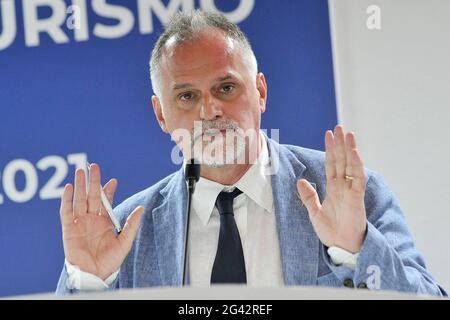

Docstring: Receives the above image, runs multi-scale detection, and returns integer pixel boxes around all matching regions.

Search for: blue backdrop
[0,0,337,296]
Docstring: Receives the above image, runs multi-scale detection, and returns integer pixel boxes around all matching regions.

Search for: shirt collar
[191,132,274,226]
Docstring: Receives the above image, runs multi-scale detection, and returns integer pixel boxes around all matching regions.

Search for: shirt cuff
[64,259,119,291]
[327,246,360,271]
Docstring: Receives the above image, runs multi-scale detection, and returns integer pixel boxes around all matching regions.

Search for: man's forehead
[159,32,246,89]
[164,28,236,53]
[170,72,240,91]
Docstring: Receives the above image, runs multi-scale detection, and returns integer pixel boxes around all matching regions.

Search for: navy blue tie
[211,188,247,284]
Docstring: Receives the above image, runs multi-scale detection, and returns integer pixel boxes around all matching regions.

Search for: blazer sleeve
[324,171,447,296]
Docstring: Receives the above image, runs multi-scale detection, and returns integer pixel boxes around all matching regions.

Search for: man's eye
[220,84,235,93]
[179,92,194,101]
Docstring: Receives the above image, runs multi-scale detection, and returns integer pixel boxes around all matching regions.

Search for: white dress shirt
[65,133,358,290]
[187,134,284,287]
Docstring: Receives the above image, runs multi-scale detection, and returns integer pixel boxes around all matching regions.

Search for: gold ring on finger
[296,192,305,207]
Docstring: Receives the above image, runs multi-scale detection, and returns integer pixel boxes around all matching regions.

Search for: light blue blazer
[56,138,447,296]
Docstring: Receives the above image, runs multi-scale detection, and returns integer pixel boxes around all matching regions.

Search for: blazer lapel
[152,168,187,286]
[267,138,320,286]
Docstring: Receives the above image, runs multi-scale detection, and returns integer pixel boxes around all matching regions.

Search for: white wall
[329,0,450,290]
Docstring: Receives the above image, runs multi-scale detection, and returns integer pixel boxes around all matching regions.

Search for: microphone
[182,158,200,286]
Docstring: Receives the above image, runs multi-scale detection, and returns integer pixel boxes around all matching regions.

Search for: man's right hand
[59,163,144,281]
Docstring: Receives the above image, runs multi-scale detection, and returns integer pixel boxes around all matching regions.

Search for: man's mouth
[192,127,239,142]
[202,129,229,136]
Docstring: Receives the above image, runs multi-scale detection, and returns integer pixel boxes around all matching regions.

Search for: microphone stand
[182,159,200,286]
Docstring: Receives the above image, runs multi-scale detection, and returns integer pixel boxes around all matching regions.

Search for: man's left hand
[297,125,367,253]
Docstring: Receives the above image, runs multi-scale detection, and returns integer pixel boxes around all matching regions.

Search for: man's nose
[199,93,223,120]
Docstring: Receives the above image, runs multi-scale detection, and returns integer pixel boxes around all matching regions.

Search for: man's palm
[60,164,144,280]
[297,126,367,253]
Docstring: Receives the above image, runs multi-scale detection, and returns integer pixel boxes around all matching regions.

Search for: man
[56,10,446,295]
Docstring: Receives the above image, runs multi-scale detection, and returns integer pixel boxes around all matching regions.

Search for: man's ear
[256,72,267,113]
[152,95,169,133]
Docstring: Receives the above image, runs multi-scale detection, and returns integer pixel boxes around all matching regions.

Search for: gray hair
[149,10,258,97]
